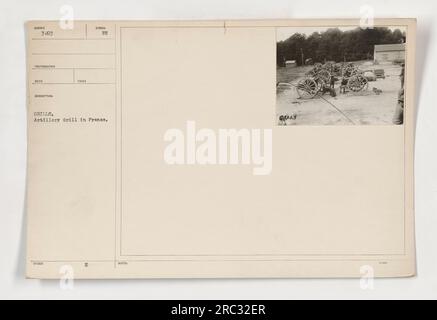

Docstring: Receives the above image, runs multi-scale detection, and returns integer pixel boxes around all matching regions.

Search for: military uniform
[393,88,404,125]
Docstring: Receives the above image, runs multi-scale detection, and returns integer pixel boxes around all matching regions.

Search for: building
[285,60,297,68]
[374,43,405,63]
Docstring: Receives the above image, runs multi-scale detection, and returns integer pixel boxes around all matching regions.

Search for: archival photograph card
[26,19,416,279]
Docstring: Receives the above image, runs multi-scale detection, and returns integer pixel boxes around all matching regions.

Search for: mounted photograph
[276,26,406,125]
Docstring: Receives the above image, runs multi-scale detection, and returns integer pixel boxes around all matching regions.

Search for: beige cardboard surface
[26,19,416,278]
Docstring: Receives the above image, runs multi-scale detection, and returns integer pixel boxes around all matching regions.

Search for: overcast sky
[276,26,407,42]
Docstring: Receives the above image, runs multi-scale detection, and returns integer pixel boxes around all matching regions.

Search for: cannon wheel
[347,74,368,92]
[342,64,358,77]
[296,78,319,99]
[316,69,331,85]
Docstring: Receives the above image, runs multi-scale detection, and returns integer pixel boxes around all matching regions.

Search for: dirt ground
[276,61,403,125]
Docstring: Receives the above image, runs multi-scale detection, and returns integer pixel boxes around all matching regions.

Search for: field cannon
[296,62,368,99]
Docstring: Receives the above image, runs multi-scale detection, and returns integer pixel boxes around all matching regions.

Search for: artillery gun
[296,62,368,99]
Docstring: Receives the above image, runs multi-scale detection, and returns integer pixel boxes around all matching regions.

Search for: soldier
[400,63,405,88]
[340,77,348,94]
[393,88,404,125]
[393,65,405,125]
[330,75,336,89]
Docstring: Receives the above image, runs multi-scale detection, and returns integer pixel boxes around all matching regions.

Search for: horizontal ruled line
[31,53,115,55]
[32,38,114,40]
[32,67,115,70]
[32,82,115,85]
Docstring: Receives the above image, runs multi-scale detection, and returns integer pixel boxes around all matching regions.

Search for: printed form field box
[30,39,115,55]
[74,69,115,84]
[31,55,115,69]
[31,69,74,84]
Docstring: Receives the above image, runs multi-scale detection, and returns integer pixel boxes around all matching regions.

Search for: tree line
[277,27,405,67]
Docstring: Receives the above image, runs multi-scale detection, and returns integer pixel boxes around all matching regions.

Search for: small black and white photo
[276,26,406,125]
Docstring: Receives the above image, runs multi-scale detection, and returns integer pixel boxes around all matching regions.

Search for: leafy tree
[277,27,405,67]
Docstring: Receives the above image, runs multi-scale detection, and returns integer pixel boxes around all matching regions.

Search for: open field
[276,61,403,125]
